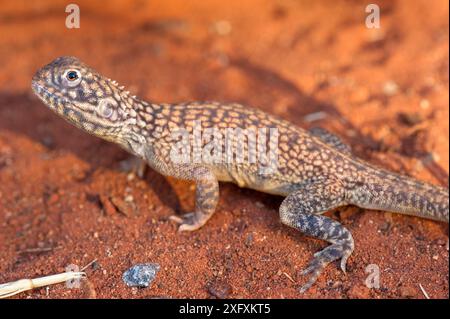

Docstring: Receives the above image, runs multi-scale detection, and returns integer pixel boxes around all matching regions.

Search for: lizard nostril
[32,71,42,84]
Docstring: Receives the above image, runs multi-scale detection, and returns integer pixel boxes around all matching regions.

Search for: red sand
[0,0,448,298]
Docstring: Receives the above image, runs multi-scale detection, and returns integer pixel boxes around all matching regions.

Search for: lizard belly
[211,164,291,196]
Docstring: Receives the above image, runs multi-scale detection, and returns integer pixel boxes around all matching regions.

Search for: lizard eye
[98,100,114,118]
[63,69,82,87]
[66,70,78,81]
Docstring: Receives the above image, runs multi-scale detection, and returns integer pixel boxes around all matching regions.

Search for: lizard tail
[347,167,449,223]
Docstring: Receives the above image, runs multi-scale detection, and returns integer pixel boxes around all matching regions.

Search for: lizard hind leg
[279,180,354,293]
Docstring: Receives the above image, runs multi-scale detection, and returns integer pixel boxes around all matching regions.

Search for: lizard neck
[118,96,170,158]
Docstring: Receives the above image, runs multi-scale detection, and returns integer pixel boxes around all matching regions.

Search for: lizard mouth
[31,81,70,111]
[31,81,86,129]
[32,82,55,105]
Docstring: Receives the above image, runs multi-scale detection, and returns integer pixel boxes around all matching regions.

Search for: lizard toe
[169,212,206,232]
[119,156,147,178]
[299,242,353,293]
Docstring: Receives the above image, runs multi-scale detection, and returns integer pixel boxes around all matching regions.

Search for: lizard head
[32,56,140,145]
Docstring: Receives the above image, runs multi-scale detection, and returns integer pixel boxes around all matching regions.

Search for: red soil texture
[0,0,448,298]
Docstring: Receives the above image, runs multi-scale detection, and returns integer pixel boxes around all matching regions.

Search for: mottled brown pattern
[32,56,449,292]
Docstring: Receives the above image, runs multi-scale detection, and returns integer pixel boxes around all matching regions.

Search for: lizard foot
[119,156,147,178]
[169,212,207,232]
[278,182,354,293]
[299,243,353,293]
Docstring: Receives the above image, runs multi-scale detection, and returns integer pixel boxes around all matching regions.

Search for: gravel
[122,263,160,288]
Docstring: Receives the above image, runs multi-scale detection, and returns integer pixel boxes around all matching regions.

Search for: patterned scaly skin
[32,56,449,292]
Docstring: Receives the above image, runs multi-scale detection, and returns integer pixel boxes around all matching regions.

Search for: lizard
[31,56,449,292]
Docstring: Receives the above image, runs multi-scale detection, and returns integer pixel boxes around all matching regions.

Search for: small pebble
[399,285,417,298]
[110,196,133,215]
[330,281,342,289]
[99,195,117,215]
[398,112,423,126]
[245,233,254,247]
[255,201,265,208]
[207,280,232,298]
[378,222,391,233]
[47,193,59,205]
[123,263,160,288]
[383,80,399,96]
[419,99,430,109]
[41,136,54,148]
[212,20,232,35]
[350,87,369,104]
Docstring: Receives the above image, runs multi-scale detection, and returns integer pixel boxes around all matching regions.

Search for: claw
[300,267,313,276]
[178,224,200,232]
[340,255,349,273]
[299,281,314,294]
[119,157,147,178]
[169,212,204,232]
[299,243,353,293]
[299,258,326,293]
[168,215,184,224]
[300,260,321,276]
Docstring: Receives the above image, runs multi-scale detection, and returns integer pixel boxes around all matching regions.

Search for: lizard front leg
[170,166,219,232]
[279,180,354,292]
[120,156,147,178]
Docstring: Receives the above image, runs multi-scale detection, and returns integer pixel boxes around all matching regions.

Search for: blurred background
[0,0,448,299]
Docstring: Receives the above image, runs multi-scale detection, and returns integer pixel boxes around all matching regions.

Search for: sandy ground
[0,0,448,299]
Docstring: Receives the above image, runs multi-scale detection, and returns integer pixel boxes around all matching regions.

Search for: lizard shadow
[0,91,182,215]
[223,184,319,249]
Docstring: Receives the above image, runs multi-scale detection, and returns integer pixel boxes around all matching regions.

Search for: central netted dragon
[32,56,449,292]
